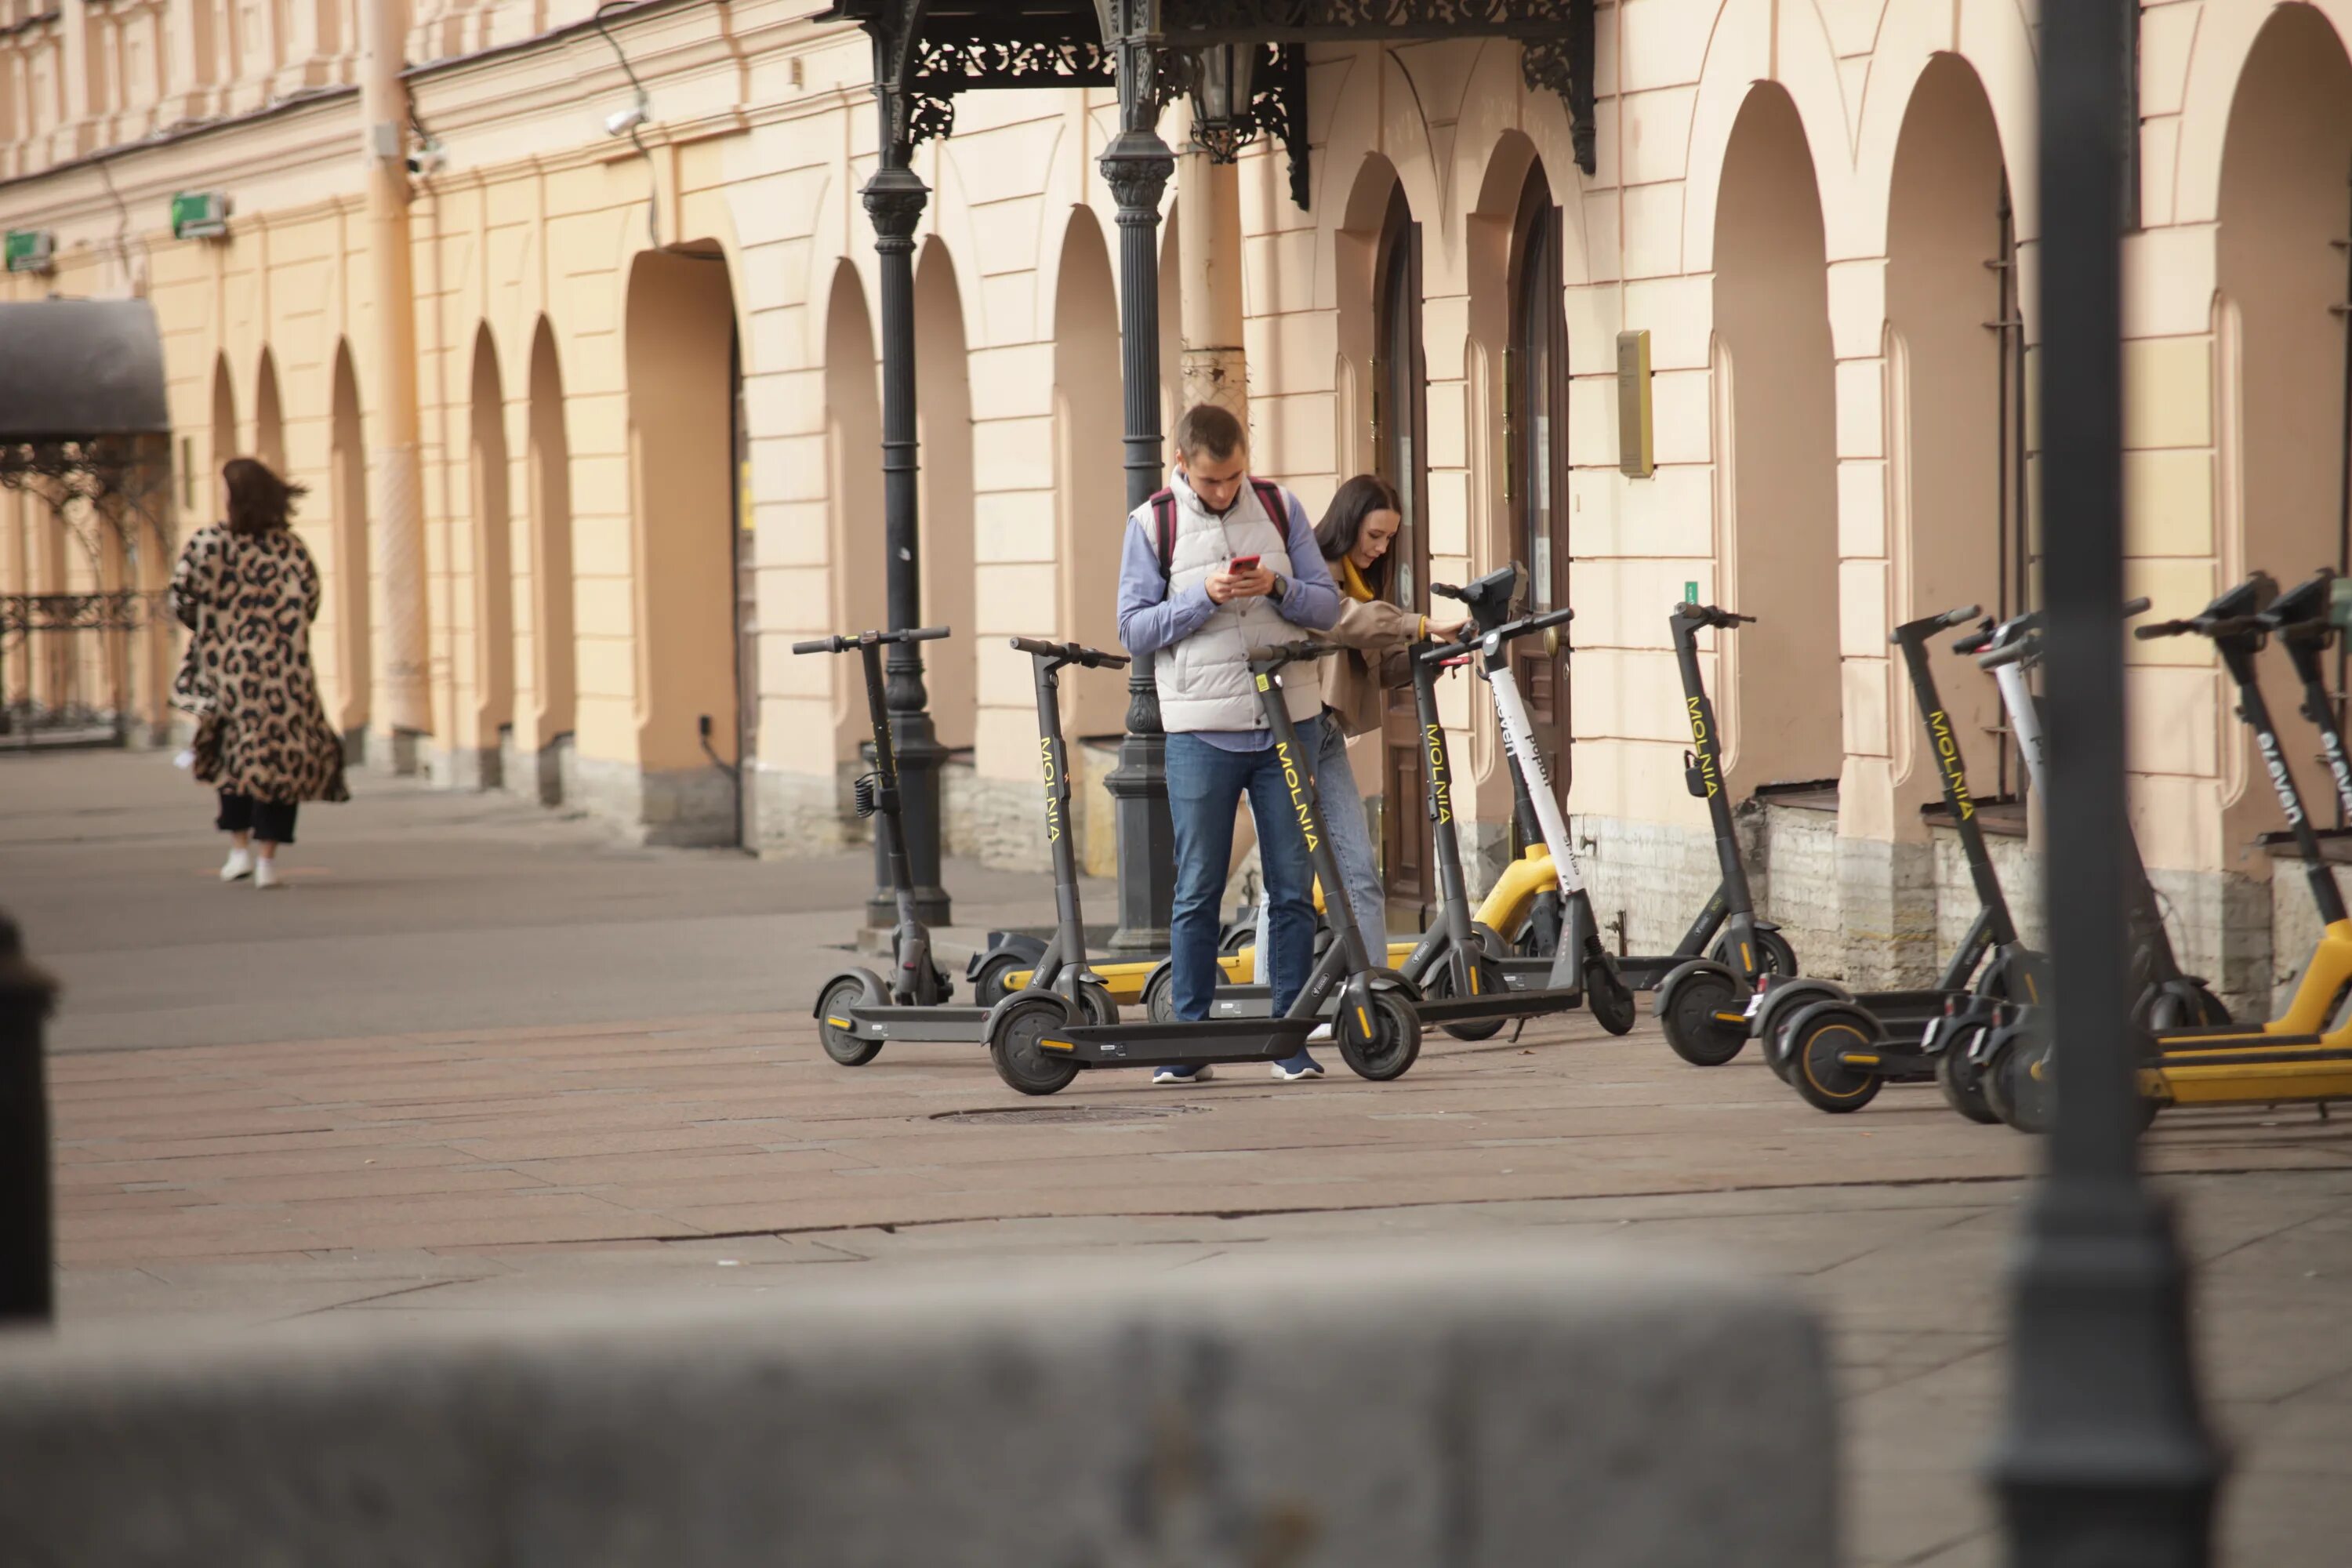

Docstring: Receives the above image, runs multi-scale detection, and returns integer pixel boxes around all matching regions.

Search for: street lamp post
[1098,2,1179,954]
[0,914,56,1325]
[1992,2,2223,1561]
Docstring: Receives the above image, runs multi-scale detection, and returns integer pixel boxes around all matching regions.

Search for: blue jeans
[1167,715,1323,1022]
[1253,711,1388,969]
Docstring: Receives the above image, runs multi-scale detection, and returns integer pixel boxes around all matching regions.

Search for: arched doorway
[1372,183,1432,908]
[1052,209,1127,739]
[1505,159,1572,842]
[2217,5,2352,833]
[1886,56,2010,810]
[625,247,744,846]
[328,341,370,746]
[209,354,237,481]
[467,325,515,787]
[824,262,886,762]
[914,238,975,753]
[524,318,576,804]
[252,349,285,473]
[1712,84,1840,799]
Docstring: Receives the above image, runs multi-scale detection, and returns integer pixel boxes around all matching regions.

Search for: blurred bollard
[0,1246,1835,1566]
[0,914,58,1325]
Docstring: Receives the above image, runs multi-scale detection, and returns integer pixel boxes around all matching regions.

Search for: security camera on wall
[604,102,648,138]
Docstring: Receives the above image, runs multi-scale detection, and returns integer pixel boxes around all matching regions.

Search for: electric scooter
[1915,601,2232,1121]
[1167,604,1623,1040]
[1631,601,1808,1065]
[807,633,1120,1064]
[1744,606,2046,1112]
[981,641,1423,1095]
[1984,572,2352,1130]
[797,625,953,1062]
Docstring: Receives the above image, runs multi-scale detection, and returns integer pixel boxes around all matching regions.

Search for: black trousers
[216,790,298,845]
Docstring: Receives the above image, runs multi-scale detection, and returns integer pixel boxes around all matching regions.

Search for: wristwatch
[1271,572,1288,600]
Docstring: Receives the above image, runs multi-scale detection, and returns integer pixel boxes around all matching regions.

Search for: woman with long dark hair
[171,457,348,888]
[1246,474,1465,1050]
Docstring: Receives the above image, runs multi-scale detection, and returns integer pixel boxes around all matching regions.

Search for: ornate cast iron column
[860,8,949,929]
[1992,1,2222,1560]
[1098,0,1181,953]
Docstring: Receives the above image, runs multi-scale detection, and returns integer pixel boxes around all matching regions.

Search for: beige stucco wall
[5,1,2352,989]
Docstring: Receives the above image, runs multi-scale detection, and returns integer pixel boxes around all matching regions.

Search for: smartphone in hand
[1228,554,1261,574]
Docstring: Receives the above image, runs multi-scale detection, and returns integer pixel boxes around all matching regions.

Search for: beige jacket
[1315,593,1427,737]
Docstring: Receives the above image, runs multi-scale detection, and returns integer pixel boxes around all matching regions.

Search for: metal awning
[0,299,169,441]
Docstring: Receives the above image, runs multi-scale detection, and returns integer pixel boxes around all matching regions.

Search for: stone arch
[252,347,285,473]
[2216,4,2352,840]
[522,316,576,803]
[328,339,370,740]
[466,323,515,782]
[1051,206,1127,739]
[914,236,976,753]
[1711,82,1840,797]
[623,246,745,844]
[822,259,885,759]
[1885,53,2009,811]
[209,354,238,483]
[1334,154,1405,485]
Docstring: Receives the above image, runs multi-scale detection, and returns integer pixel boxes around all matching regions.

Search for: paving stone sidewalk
[9,751,2352,1566]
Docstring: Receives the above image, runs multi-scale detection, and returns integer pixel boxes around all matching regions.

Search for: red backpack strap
[1250,477,1286,530]
[1149,488,1177,582]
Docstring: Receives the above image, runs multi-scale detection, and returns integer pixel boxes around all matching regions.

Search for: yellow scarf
[1337,554,1376,603]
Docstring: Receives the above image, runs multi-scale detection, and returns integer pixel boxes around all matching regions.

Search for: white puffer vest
[1142,474,1323,735]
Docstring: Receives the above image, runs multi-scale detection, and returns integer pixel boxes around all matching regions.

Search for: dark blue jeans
[1166,716,1323,1023]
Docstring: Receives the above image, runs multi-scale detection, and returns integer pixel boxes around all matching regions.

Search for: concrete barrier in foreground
[0,1245,1835,1566]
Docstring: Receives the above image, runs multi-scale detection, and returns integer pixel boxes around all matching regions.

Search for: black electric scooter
[797,625,953,1062]
[1638,602,1807,1065]
[1746,606,2045,1112]
[982,641,1423,1095]
[1171,604,1615,1040]
[807,633,1120,1065]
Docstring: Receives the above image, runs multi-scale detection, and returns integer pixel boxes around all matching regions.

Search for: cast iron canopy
[0,299,169,442]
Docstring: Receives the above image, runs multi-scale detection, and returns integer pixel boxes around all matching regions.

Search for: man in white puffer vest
[1117,404,1343,1083]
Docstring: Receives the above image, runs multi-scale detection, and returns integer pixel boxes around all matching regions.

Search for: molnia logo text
[1425,724,1450,824]
[1277,740,1320,853]
[1686,697,1719,798]
[1928,710,1973,820]
[1039,736,1061,842]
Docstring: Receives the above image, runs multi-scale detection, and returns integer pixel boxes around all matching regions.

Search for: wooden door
[1505,188,1571,847]
[1374,193,1433,913]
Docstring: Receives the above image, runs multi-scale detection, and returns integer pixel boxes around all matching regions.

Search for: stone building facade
[3,1,2349,1011]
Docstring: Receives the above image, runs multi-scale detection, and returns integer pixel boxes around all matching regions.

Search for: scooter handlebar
[2134,614,2267,641]
[1976,637,2035,670]
[791,626,953,655]
[1951,622,1996,656]
[1670,602,1755,630]
[1248,640,1331,672]
[1008,636,1129,669]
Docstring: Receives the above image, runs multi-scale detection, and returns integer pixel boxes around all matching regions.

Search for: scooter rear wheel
[1935,1036,1999,1124]
[1661,969,1748,1066]
[1338,990,1422,1082]
[815,975,884,1067]
[1432,952,1511,1042]
[988,996,1082,1097]
[1585,959,1638,1036]
[1790,1006,1884,1113]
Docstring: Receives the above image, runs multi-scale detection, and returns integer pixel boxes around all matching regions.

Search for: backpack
[1149,478,1289,583]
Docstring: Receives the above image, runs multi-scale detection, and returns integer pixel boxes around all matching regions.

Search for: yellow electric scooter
[1984,572,2352,1128]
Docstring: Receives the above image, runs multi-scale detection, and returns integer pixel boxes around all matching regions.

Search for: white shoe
[1305,1022,1334,1044]
[1152,1064,1213,1086]
[253,858,284,890]
[220,847,254,882]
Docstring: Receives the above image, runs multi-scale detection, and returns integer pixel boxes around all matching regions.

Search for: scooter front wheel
[815,975,884,1067]
[1659,967,1748,1066]
[988,996,1081,1096]
[1710,927,1799,982]
[1935,1036,1999,1124]
[1584,958,1638,1036]
[1338,990,1422,1082]
[1432,952,1510,1042]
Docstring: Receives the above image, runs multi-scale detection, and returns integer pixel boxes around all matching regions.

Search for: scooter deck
[1205,978,1583,1026]
[1036,1016,1316,1067]
[1008,941,1427,1003]
[826,1004,990,1045]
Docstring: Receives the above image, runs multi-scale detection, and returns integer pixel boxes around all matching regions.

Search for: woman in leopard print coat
[171,457,348,887]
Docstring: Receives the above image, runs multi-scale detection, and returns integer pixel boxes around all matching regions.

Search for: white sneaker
[1305,1022,1334,1044]
[253,858,284,890]
[220,847,254,882]
[1152,1064,1213,1086]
